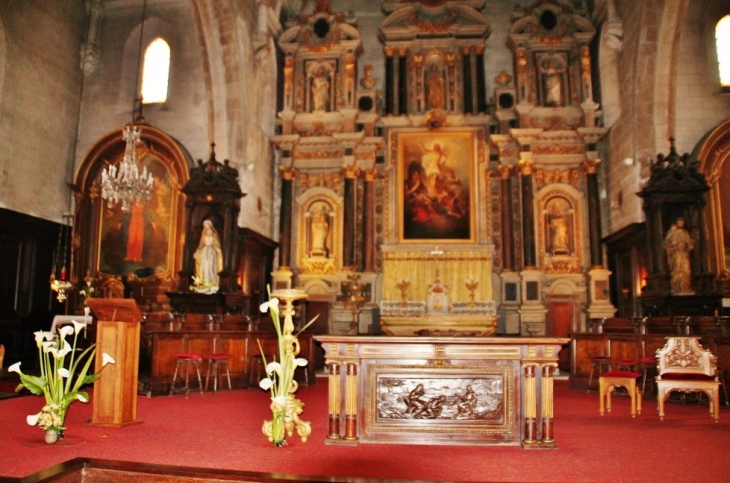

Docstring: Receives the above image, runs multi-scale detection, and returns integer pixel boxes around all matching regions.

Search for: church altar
[379,248,497,336]
[316,335,568,448]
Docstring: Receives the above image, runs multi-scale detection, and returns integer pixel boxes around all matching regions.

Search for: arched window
[141,38,169,104]
[715,15,730,88]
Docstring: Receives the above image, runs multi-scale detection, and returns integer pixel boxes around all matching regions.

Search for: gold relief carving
[299,257,337,274]
[474,45,485,55]
[546,346,554,358]
[477,130,485,163]
[537,35,566,45]
[356,151,376,162]
[500,148,520,158]
[384,47,395,57]
[535,168,579,189]
[435,345,445,358]
[528,346,537,358]
[517,159,535,176]
[299,172,342,191]
[336,72,345,109]
[528,73,537,104]
[580,45,591,83]
[460,46,471,55]
[293,150,343,160]
[298,123,342,137]
[495,70,512,86]
[363,167,378,182]
[284,56,294,95]
[279,165,298,180]
[446,53,457,66]
[296,77,305,111]
[341,164,361,179]
[346,343,356,355]
[497,164,513,180]
[543,258,581,274]
[397,47,408,57]
[582,158,600,175]
[516,49,527,88]
[532,145,584,156]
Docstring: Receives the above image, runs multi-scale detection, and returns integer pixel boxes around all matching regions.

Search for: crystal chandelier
[100,0,153,212]
[100,124,153,212]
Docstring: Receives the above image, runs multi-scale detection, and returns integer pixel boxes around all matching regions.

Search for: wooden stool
[170,353,204,397]
[587,356,612,393]
[599,371,642,418]
[203,353,232,393]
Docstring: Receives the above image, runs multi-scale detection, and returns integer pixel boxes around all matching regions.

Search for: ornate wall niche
[537,190,582,274]
[296,188,343,275]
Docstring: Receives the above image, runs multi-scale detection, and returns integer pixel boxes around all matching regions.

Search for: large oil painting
[98,156,173,278]
[397,130,475,243]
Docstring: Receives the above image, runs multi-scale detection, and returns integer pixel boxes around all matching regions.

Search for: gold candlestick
[465,277,479,307]
[396,278,411,307]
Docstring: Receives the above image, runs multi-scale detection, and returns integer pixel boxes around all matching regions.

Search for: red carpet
[0,377,728,482]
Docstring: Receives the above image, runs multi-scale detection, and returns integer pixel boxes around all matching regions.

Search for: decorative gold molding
[535,168,580,189]
[582,158,601,175]
[517,159,535,176]
[497,164,513,180]
[532,145,584,155]
[279,165,298,180]
[293,150,344,160]
[341,165,361,179]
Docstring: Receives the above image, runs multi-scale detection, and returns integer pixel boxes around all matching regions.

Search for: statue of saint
[311,67,330,112]
[540,57,565,107]
[548,204,570,255]
[425,64,445,110]
[193,219,223,292]
[309,208,329,257]
[663,217,694,294]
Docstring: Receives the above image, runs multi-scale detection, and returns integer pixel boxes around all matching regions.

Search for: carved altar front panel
[317,336,567,448]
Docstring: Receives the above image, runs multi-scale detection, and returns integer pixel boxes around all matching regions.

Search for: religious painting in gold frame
[397,130,476,244]
[97,154,175,278]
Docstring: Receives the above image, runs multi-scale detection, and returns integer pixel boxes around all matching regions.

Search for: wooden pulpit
[87,298,143,427]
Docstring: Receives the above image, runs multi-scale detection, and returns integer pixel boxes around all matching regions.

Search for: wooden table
[316,335,568,448]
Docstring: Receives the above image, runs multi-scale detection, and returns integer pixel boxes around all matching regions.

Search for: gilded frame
[396,130,477,244]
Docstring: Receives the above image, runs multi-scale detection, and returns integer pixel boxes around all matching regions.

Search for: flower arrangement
[258,289,317,447]
[9,319,115,439]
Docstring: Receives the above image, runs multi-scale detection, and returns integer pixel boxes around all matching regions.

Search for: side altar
[316,335,568,448]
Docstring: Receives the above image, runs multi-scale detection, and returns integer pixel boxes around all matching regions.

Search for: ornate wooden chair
[655,336,721,423]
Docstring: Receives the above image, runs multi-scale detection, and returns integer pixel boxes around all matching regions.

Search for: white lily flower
[57,368,70,378]
[44,345,59,357]
[265,361,282,375]
[77,394,88,403]
[259,378,273,390]
[272,395,287,406]
[8,362,21,373]
[102,353,116,366]
[259,297,280,314]
[294,357,308,367]
[26,412,41,426]
[34,331,53,347]
[71,319,87,334]
[58,325,74,338]
[57,346,72,358]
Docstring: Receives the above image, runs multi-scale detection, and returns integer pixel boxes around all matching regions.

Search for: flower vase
[270,410,286,447]
[44,429,58,444]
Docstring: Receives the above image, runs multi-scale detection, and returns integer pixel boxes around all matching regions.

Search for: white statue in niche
[311,67,330,112]
[309,206,330,258]
[539,56,566,107]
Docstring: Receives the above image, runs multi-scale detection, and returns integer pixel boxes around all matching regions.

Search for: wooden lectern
[87,298,144,427]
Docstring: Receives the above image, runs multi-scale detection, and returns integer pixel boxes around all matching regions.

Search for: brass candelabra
[396,278,411,307]
[341,274,369,335]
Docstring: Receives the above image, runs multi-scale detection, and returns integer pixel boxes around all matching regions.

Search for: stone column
[278,165,296,269]
[583,158,603,267]
[361,168,377,272]
[498,164,515,271]
[384,47,395,115]
[518,159,536,268]
[342,165,360,269]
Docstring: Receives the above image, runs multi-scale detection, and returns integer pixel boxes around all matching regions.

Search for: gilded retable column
[342,165,360,269]
[582,158,603,267]
[498,164,515,271]
[518,159,536,268]
[361,168,377,272]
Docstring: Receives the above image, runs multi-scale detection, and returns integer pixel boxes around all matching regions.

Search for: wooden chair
[655,336,721,423]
